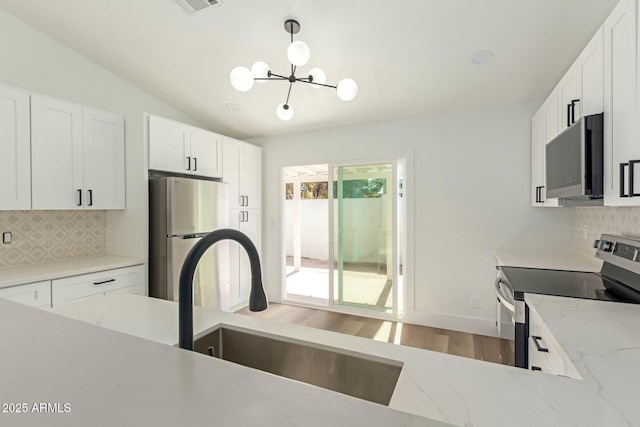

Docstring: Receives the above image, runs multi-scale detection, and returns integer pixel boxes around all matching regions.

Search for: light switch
[2,231,12,244]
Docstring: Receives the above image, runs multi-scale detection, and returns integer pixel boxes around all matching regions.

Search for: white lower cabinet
[0,281,51,309]
[528,306,581,379]
[52,265,145,306]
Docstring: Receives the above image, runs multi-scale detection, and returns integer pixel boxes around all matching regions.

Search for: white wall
[0,8,200,262]
[251,102,574,336]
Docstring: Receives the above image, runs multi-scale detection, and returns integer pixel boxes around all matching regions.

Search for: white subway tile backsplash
[0,211,106,268]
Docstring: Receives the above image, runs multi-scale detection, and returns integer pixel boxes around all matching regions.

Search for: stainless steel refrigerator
[149,177,229,310]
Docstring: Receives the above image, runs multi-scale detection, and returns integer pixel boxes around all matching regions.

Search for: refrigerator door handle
[169,233,209,239]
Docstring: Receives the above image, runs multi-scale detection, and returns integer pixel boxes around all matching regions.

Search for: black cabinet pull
[532,335,549,353]
[531,366,542,371]
[193,157,198,172]
[88,189,93,207]
[245,210,249,222]
[629,160,640,197]
[93,279,116,286]
[570,99,580,125]
[187,156,191,171]
[620,163,629,198]
[535,186,539,203]
[567,104,572,128]
[77,189,82,206]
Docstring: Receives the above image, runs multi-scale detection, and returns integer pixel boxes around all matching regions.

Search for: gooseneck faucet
[178,228,268,350]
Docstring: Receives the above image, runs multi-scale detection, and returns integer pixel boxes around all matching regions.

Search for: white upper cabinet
[31,95,84,210]
[83,108,125,210]
[576,27,604,118]
[148,115,222,179]
[531,90,560,207]
[223,136,261,209]
[190,126,222,178]
[603,0,640,206]
[0,86,31,210]
[31,94,125,210]
[557,66,578,133]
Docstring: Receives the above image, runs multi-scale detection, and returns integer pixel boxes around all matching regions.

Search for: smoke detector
[174,0,223,16]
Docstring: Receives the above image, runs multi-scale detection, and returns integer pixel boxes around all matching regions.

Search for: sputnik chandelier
[229,19,358,121]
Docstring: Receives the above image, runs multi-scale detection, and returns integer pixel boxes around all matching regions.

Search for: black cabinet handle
[620,163,629,198]
[77,189,82,206]
[532,335,549,352]
[531,366,542,371]
[570,99,580,125]
[245,210,249,222]
[193,157,198,172]
[535,186,539,203]
[630,160,640,197]
[187,156,191,171]
[88,189,93,207]
[93,279,116,286]
[567,103,572,128]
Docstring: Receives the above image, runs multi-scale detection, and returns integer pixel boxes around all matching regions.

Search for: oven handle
[495,277,515,313]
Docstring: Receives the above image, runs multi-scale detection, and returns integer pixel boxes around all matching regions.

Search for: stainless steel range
[496,234,640,368]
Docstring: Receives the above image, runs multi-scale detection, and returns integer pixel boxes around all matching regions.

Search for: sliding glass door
[329,161,402,317]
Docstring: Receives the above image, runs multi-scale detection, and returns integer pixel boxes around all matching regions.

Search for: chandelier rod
[285,83,293,106]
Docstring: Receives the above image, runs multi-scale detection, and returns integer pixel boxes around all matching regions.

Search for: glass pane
[333,163,394,312]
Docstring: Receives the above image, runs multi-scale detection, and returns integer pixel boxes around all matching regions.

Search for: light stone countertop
[0,254,145,288]
[494,250,600,272]
[48,293,640,426]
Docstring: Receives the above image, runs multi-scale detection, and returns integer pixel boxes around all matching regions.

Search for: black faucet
[178,228,268,350]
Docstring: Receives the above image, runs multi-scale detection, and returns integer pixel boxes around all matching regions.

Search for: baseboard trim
[413,310,500,338]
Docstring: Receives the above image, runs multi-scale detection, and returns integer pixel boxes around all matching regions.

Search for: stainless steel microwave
[545,113,603,200]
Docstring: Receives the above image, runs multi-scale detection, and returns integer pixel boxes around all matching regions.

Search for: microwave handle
[630,160,640,197]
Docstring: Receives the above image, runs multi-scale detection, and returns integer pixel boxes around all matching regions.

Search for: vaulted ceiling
[0,0,619,138]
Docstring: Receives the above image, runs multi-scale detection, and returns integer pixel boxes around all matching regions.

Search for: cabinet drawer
[528,336,556,375]
[0,281,51,308]
[52,265,144,306]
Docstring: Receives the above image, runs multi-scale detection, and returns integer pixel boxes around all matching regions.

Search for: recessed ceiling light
[471,51,494,65]
[225,103,240,112]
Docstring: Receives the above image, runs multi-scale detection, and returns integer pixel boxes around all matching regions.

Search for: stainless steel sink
[193,325,403,405]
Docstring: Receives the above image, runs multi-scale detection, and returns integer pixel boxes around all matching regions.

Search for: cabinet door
[531,108,545,206]
[190,127,222,178]
[31,95,84,210]
[0,86,31,210]
[543,88,560,143]
[603,0,640,206]
[576,27,604,118]
[52,265,144,306]
[227,208,243,310]
[223,137,242,209]
[83,108,125,210]
[148,115,189,174]
[0,281,51,309]
[240,142,262,208]
[238,209,261,307]
[557,66,578,133]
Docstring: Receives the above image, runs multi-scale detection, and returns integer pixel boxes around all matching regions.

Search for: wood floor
[237,303,515,366]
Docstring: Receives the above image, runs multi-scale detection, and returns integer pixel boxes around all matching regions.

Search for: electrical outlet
[583,224,589,240]
[2,231,12,244]
[470,296,480,309]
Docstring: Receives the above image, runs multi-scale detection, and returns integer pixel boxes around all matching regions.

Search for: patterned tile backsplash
[0,211,106,268]
[573,207,640,266]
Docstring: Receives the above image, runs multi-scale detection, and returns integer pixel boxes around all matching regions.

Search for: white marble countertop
[0,298,443,427]
[494,250,600,272]
[0,254,145,288]
[49,293,640,426]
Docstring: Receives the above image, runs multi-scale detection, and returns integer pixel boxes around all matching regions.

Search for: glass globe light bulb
[251,61,270,82]
[336,78,358,101]
[229,66,254,92]
[276,103,294,121]
[308,68,326,88]
[287,41,310,66]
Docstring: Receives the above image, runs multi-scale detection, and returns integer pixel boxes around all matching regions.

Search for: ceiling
[0,0,619,139]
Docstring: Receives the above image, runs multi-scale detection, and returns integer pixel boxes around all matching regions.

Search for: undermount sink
[193,325,403,406]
